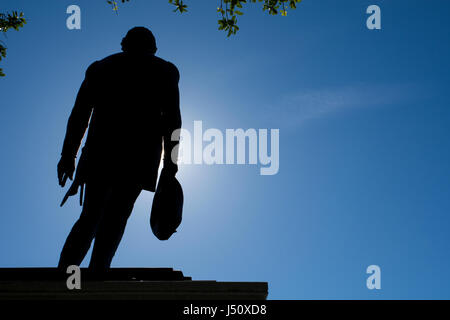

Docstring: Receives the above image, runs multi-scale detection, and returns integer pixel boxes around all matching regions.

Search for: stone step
[0,268,268,300]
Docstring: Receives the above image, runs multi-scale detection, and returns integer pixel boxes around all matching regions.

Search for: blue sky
[1,0,450,299]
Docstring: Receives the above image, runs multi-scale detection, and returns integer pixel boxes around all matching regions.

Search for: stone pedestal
[0,268,268,300]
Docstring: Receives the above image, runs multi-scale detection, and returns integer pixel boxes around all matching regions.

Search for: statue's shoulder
[154,56,180,82]
[86,52,125,73]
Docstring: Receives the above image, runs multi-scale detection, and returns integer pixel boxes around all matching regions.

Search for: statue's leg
[88,182,141,272]
[58,179,111,269]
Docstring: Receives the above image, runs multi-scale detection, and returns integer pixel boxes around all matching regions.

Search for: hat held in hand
[150,173,183,241]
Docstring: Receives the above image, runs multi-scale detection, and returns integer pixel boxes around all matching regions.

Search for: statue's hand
[161,164,178,178]
[60,180,84,207]
[57,155,75,187]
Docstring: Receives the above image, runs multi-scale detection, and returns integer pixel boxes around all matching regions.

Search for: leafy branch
[112,0,302,36]
[0,11,26,77]
[106,0,130,12]
[169,0,188,13]
[217,0,302,36]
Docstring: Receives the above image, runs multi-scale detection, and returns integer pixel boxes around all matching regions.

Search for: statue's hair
[121,27,157,54]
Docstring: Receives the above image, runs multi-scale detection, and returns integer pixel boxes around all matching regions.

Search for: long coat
[61,52,181,191]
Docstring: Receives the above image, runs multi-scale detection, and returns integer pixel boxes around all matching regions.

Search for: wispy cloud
[269,83,422,127]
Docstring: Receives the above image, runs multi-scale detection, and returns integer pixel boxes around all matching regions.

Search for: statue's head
[121,27,157,54]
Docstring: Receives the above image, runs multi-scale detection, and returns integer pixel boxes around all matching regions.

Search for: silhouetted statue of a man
[57,27,181,272]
